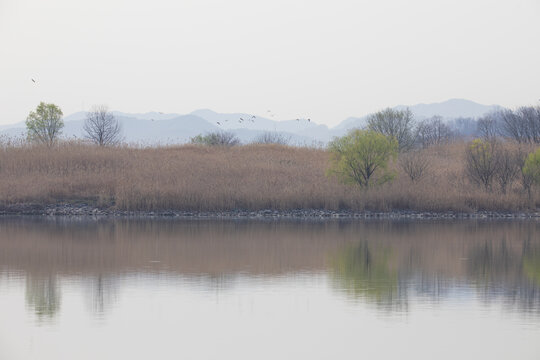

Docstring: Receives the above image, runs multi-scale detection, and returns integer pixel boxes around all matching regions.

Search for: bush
[252,132,290,145]
[190,131,240,146]
[327,129,398,188]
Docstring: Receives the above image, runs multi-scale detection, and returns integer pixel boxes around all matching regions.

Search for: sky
[1,0,539,127]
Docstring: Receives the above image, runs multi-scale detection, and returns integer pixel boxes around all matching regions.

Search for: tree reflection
[85,274,118,316]
[25,274,61,322]
[330,242,405,310]
[467,240,517,283]
[523,248,540,287]
[330,236,540,313]
[465,239,540,311]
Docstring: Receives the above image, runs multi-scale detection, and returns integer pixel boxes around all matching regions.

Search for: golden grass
[0,141,538,212]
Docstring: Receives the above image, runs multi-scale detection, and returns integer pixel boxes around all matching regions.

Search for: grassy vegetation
[0,141,538,212]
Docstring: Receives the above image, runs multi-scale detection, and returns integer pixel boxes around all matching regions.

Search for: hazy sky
[1,0,539,126]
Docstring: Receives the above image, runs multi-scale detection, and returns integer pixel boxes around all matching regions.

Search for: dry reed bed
[0,142,537,212]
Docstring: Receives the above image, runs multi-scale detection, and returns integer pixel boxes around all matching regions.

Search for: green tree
[367,107,415,151]
[327,129,398,188]
[518,148,537,199]
[26,102,64,146]
[523,148,540,190]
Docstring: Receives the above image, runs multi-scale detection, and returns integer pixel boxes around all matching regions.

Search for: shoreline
[1,203,539,220]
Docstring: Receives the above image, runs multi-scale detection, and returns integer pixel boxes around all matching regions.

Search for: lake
[0,218,539,359]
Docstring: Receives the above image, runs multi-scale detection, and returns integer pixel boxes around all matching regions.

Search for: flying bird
[217,122,221,125]
[296,119,300,121]
[307,118,311,122]
[31,78,36,83]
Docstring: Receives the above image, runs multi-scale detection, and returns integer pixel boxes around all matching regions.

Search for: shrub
[190,131,240,146]
[252,132,290,145]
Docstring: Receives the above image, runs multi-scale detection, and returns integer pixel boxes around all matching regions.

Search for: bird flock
[215,111,311,127]
[29,76,314,127]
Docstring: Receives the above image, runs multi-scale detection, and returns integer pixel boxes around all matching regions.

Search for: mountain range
[0,99,500,145]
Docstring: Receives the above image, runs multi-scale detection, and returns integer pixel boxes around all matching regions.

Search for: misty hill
[395,98,500,119]
[1,112,320,145]
[336,98,500,131]
[0,99,502,145]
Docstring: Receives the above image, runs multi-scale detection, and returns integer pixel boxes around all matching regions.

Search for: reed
[0,141,537,212]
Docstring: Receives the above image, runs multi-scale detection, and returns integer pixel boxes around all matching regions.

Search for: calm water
[1,218,539,359]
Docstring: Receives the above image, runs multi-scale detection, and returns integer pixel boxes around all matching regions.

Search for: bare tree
[494,146,519,194]
[416,116,454,148]
[516,106,540,143]
[367,108,416,152]
[498,109,526,143]
[399,151,430,183]
[476,114,499,141]
[497,106,540,144]
[83,105,122,146]
[465,139,499,192]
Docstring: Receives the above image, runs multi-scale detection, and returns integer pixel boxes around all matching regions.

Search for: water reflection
[25,274,61,321]
[329,225,540,313]
[330,242,403,310]
[524,248,540,286]
[84,274,118,316]
[0,218,539,320]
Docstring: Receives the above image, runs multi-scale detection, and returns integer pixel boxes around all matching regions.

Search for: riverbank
[0,142,538,213]
[1,202,539,219]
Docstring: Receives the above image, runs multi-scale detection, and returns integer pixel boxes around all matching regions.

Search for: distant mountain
[395,98,500,120]
[0,99,503,145]
[190,109,338,142]
[62,114,220,144]
[334,116,368,130]
[1,112,322,145]
[335,99,501,131]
